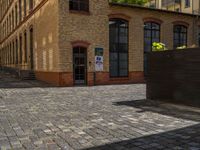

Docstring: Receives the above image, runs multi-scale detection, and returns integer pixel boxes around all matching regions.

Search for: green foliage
[111,0,148,6]
[152,42,167,51]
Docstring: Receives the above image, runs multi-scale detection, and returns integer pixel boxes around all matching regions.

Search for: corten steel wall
[146,48,200,107]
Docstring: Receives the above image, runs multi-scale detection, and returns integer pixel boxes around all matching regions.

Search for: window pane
[69,0,89,11]
[145,30,151,38]
[144,23,151,29]
[110,60,118,77]
[152,23,160,30]
[109,19,128,77]
[110,52,118,61]
[144,22,160,52]
[174,25,187,48]
[119,69,128,77]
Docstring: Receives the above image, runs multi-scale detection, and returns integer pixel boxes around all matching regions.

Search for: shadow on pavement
[82,123,200,150]
[113,99,200,122]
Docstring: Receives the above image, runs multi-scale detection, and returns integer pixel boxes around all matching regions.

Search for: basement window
[69,0,89,12]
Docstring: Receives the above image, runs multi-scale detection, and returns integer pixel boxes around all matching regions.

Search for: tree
[111,0,148,6]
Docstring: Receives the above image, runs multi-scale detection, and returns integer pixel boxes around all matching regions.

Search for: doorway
[73,47,87,85]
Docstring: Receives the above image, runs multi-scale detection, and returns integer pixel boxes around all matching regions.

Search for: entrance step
[20,71,36,80]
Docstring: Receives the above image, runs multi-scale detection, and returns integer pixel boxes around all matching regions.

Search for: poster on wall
[95,47,104,72]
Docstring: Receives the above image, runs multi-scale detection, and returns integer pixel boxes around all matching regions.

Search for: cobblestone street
[0,72,200,150]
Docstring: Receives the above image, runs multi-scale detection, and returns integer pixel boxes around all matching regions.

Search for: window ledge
[69,10,90,15]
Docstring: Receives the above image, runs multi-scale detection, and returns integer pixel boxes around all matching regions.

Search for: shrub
[152,42,167,51]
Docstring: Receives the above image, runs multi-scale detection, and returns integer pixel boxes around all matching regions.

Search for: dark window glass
[30,28,34,70]
[13,41,15,64]
[29,0,33,10]
[185,0,190,8]
[144,22,160,52]
[144,22,160,75]
[24,0,26,17]
[16,39,18,64]
[109,19,128,77]
[69,0,89,12]
[173,25,187,48]
[19,36,22,64]
[24,32,27,63]
[19,0,22,21]
[198,27,200,47]
[15,5,18,26]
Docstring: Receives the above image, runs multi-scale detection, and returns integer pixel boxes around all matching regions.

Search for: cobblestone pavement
[0,72,200,150]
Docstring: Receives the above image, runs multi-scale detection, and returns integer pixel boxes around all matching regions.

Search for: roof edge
[109,2,199,17]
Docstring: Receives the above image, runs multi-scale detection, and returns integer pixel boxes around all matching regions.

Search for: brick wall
[0,0,60,72]
[1,0,200,86]
[146,48,200,107]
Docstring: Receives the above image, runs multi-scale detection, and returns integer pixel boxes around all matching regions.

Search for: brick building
[0,0,200,86]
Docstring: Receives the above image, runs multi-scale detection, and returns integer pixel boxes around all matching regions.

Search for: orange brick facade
[34,71,144,86]
[0,0,199,86]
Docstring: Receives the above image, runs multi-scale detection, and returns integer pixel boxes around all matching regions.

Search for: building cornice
[108,13,131,21]
[109,2,199,17]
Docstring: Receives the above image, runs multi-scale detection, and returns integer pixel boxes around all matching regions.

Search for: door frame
[73,47,88,86]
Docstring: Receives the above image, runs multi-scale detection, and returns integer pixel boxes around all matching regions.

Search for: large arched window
[173,25,187,48]
[109,19,128,77]
[144,22,160,75]
[144,22,160,52]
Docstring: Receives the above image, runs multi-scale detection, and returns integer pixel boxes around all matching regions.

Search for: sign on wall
[95,47,104,72]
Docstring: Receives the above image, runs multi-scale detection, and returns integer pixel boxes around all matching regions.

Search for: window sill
[69,10,90,16]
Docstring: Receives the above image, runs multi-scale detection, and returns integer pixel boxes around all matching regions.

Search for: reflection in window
[109,19,128,77]
[144,22,160,52]
[173,25,187,48]
[144,22,160,75]
[69,0,89,12]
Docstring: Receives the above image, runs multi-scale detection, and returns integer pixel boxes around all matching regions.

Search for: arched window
[69,0,89,12]
[173,25,187,48]
[19,35,22,64]
[144,22,160,52]
[144,22,160,75]
[16,38,18,64]
[109,19,128,77]
[29,0,33,10]
[29,27,34,70]
[24,31,27,63]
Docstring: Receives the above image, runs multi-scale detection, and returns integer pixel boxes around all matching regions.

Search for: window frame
[144,21,161,75]
[185,0,190,8]
[69,0,89,13]
[173,25,187,48]
[109,18,129,78]
[144,21,161,52]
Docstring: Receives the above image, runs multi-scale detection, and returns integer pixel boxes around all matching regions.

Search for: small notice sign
[95,47,104,71]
